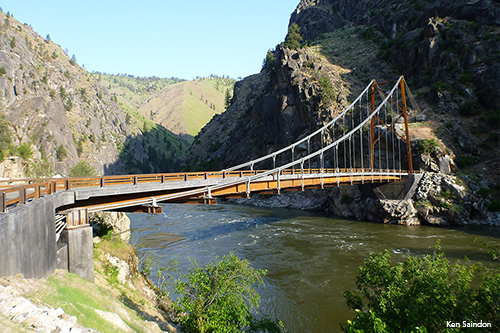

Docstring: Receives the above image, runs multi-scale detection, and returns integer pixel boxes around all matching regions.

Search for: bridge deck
[0,169,410,213]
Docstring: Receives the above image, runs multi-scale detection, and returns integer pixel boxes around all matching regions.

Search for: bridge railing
[0,169,272,212]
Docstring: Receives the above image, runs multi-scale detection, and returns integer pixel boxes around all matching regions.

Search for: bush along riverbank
[1,211,498,332]
[0,212,286,333]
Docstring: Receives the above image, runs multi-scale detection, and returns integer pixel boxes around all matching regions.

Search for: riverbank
[0,230,180,333]
[228,171,500,227]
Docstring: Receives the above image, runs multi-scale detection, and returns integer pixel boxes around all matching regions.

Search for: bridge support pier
[58,209,94,282]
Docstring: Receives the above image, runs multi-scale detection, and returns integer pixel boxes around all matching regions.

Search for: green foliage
[262,50,278,79]
[416,138,439,155]
[456,155,475,168]
[208,139,222,153]
[485,109,500,129]
[487,200,500,212]
[24,158,54,179]
[0,117,13,159]
[459,99,480,117]
[174,253,278,333]
[56,144,67,161]
[0,66,6,76]
[433,81,453,94]
[18,142,33,160]
[283,23,303,49]
[76,139,83,157]
[459,73,473,84]
[68,161,97,177]
[341,194,353,205]
[10,36,15,48]
[225,88,232,109]
[343,245,500,332]
[69,54,77,66]
[319,76,336,105]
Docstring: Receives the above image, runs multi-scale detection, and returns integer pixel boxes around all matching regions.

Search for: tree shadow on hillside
[104,126,192,175]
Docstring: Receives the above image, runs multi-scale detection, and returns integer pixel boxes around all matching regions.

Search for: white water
[129,203,500,332]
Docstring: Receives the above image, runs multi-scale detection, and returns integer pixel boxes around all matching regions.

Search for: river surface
[129,203,500,333]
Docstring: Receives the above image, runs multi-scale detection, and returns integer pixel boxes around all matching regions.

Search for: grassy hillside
[139,77,236,139]
[100,74,236,141]
[98,74,184,110]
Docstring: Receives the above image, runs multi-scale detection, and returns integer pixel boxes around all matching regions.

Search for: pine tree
[224,89,231,108]
[284,23,303,49]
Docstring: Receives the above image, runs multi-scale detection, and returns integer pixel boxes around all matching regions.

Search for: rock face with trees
[187,0,499,224]
[0,11,187,177]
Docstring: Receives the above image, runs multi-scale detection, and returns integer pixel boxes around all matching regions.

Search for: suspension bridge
[0,76,417,215]
[0,76,419,280]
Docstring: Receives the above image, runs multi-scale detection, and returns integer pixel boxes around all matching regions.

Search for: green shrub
[416,138,439,154]
[69,161,97,177]
[486,109,500,128]
[174,253,282,333]
[56,144,67,161]
[18,143,33,160]
[459,99,480,117]
[343,245,500,332]
[456,156,475,168]
[262,50,278,79]
[0,66,6,76]
[340,194,353,205]
[487,200,500,212]
[0,117,12,155]
[208,139,222,153]
[459,73,473,84]
[319,76,336,105]
[433,81,453,93]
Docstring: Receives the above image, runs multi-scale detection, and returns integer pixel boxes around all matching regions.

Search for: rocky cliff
[0,11,186,177]
[187,0,499,223]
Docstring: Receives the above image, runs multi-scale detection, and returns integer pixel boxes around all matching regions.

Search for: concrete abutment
[0,193,94,282]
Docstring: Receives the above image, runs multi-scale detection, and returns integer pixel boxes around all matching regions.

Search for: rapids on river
[129,203,499,333]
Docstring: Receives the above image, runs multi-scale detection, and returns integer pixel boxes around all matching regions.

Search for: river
[129,203,499,333]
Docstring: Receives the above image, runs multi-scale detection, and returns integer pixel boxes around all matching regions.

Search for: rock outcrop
[0,276,97,332]
[89,211,131,241]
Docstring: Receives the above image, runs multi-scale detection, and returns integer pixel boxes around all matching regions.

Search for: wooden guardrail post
[0,192,5,212]
[65,179,71,190]
[19,187,26,205]
[133,176,138,185]
[100,177,105,188]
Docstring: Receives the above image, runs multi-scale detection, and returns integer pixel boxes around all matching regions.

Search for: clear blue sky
[3,0,299,80]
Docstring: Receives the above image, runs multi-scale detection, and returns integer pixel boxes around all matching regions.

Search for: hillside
[0,11,187,177]
[185,0,500,223]
[101,74,236,142]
